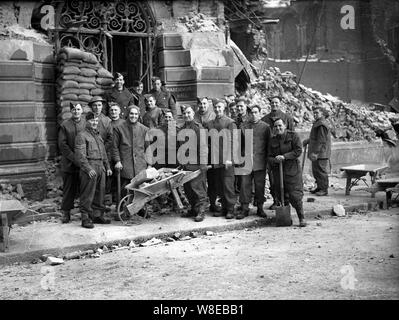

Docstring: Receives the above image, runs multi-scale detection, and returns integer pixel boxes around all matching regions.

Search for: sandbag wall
[56,47,114,123]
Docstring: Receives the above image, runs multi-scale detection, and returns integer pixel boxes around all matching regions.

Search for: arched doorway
[53,0,155,91]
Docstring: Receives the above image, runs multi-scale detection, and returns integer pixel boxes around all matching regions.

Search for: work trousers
[267,166,277,203]
[61,171,80,212]
[79,161,106,220]
[184,170,208,211]
[271,169,304,220]
[239,170,266,206]
[207,166,236,211]
[312,159,329,191]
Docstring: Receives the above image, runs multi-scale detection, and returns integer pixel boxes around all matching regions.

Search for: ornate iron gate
[52,0,155,88]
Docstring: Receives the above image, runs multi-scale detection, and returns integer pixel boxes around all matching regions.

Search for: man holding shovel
[268,118,307,227]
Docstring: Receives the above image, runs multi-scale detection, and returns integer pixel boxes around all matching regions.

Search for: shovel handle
[302,144,307,172]
[279,161,284,205]
[116,168,121,207]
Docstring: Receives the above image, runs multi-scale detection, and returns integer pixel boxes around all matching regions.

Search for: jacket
[97,113,113,159]
[75,127,110,175]
[308,119,331,160]
[112,121,150,179]
[206,115,237,168]
[58,117,86,173]
[194,108,216,128]
[142,107,163,128]
[262,110,294,131]
[242,120,271,172]
[268,130,303,188]
[178,120,208,171]
[148,88,177,118]
[104,87,135,119]
[129,89,147,117]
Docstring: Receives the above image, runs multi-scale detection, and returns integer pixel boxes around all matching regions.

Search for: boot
[61,210,71,223]
[256,203,267,218]
[194,207,205,222]
[296,206,307,227]
[82,213,94,229]
[92,216,111,224]
[310,187,320,194]
[181,208,196,218]
[225,208,235,219]
[209,203,222,214]
[236,204,249,220]
[315,190,328,196]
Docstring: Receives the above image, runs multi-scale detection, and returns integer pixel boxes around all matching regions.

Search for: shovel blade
[275,205,292,227]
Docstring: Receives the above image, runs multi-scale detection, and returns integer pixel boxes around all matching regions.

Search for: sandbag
[96,77,114,86]
[61,93,79,101]
[80,67,97,77]
[63,66,81,75]
[78,94,93,103]
[59,80,79,89]
[61,88,90,96]
[99,85,113,90]
[61,74,79,81]
[79,82,96,90]
[91,88,105,96]
[59,47,87,61]
[57,52,67,61]
[83,52,98,64]
[75,75,96,84]
[97,67,113,78]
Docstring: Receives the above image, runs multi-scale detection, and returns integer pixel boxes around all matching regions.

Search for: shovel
[275,161,292,227]
[302,144,307,172]
[116,168,121,208]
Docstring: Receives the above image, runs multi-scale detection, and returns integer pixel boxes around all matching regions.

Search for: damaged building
[0,0,253,200]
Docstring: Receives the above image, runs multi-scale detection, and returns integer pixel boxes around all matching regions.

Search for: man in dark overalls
[75,112,113,228]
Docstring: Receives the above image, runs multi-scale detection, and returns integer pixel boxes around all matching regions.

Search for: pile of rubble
[177,12,220,32]
[248,67,399,142]
[56,47,114,124]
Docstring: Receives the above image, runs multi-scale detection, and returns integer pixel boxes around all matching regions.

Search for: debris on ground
[248,67,399,142]
[205,231,215,236]
[46,256,65,266]
[173,232,182,240]
[180,236,192,241]
[140,238,163,247]
[333,204,346,217]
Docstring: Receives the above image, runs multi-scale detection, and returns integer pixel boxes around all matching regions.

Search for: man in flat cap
[58,103,86,223]
[75,111,113,228]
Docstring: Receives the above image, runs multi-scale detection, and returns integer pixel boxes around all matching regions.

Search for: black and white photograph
[0,0,398,307]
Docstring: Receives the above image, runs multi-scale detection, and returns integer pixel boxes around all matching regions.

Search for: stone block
[0,61,34,80]
[0,122,57,144]
[166,83,197,101]
[0,81,36,101]
[157,33,183,49]
[158,50,191,67]
[34,63,55,82]
[0,40,34,61]
[197,67,234,81]
[160,67,196,82]
[35,83,55,102]
[33,43,55,64]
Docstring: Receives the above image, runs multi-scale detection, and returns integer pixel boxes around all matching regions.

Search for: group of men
[59,73,332,229]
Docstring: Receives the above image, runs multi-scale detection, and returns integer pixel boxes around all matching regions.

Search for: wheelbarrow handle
[279,161,284,205]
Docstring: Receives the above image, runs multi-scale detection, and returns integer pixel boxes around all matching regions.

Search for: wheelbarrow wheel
[117,194,134,223]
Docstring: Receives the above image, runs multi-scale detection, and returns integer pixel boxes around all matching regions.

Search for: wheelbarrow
[116,167,202,223]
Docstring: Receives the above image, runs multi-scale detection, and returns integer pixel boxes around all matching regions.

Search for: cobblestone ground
[0,210,398,300]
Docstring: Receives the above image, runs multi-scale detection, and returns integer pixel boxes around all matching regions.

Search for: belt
[87,158,103,161]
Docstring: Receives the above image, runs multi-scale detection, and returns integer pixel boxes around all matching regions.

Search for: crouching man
[75,111,113,228]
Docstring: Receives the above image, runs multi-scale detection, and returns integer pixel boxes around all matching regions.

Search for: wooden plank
[0,213,9,252]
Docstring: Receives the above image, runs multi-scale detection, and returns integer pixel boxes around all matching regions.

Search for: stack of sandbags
[248,67,399,142]
[56,47,114,124]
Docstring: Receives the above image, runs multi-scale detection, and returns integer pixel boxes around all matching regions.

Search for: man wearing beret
[58,103,86,223]
[75,112,113,228]
[302,106,331,196]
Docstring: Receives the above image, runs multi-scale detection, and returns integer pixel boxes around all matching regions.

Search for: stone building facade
[0,0,245,199]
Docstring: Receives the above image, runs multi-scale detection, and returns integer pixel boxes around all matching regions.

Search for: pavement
[0,178,397,266]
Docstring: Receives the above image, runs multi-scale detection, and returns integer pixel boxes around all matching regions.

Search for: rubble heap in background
[177,12,220,32]
[56,47,114,124]
[249,67,399,142]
